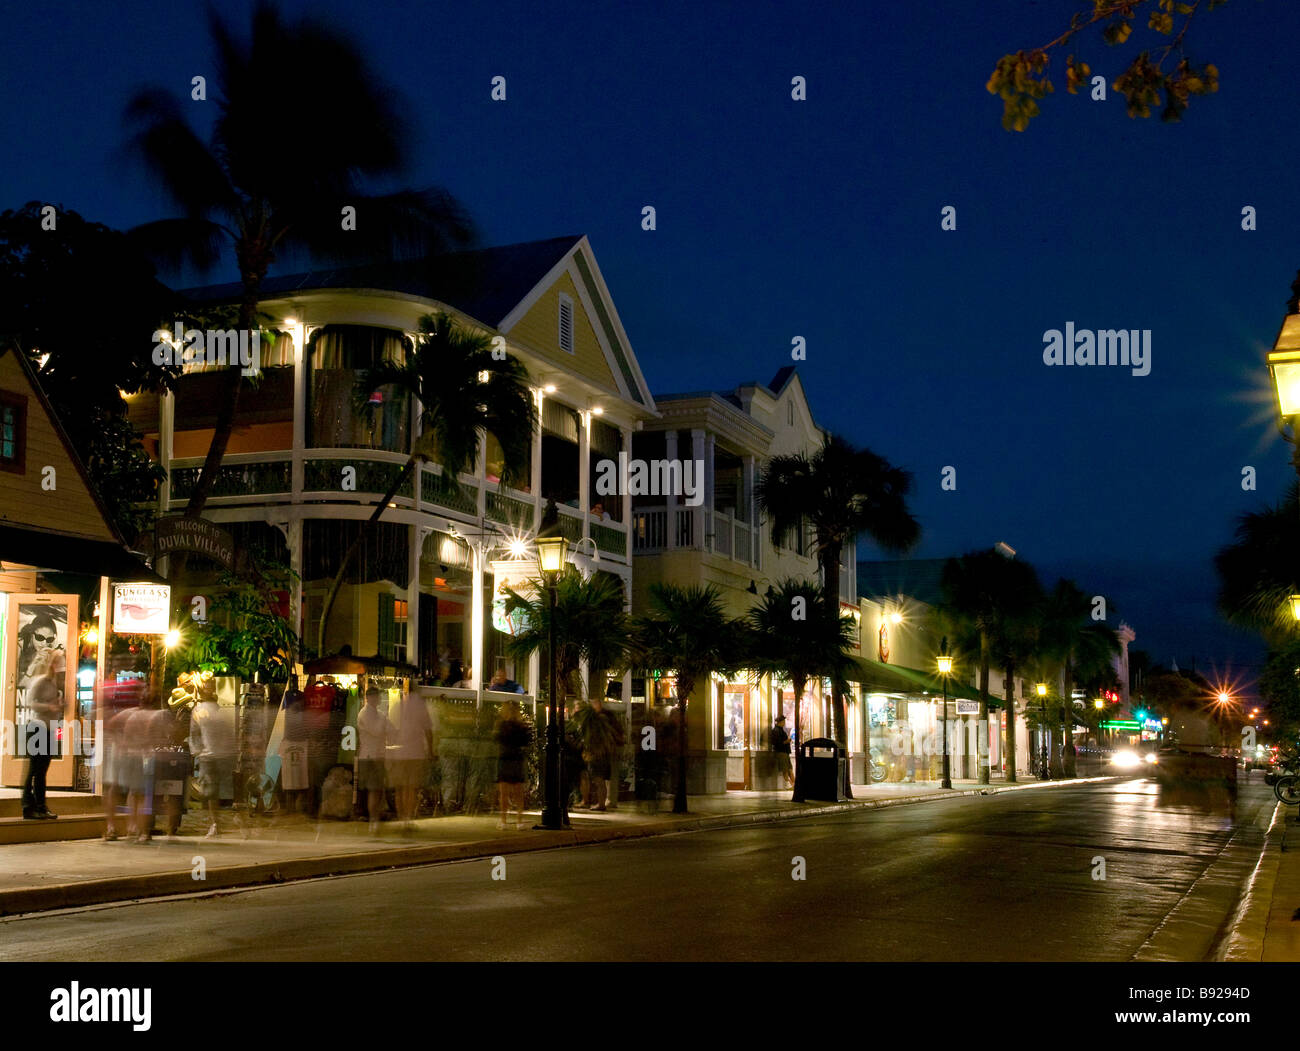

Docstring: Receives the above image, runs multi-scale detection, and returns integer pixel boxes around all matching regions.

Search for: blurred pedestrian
[390,691,432,830]
[494,701,533,830]
[770,714,793,788]
[189,678,237,838]
[357,685,392,834]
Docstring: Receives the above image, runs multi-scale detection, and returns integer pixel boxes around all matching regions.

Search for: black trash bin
[795,737,847,802]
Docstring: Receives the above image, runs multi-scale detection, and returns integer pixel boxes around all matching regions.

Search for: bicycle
[1273,773,1300,805]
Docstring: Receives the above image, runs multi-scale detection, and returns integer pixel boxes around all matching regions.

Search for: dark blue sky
[2,1,1294,684]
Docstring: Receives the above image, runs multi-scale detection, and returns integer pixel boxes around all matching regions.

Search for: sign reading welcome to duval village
[112,583,172,635]
[155,515,235,570]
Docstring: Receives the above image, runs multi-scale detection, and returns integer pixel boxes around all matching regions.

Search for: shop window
[0,391,26,473]
[378,592,408,664]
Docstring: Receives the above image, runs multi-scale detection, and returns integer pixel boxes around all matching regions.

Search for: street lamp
[1290,595,1300,622]
[937,643,953,790]
[535,529,568,830]
[1036,682,1049,780]
[1268,342,1300,476]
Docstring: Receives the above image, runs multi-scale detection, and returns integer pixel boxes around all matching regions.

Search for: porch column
[532,390,544,530]
[580,411,592,540]
[664,430,679,549]
[691,428,708,552]
[471,545,485,706]
[743,454,756,569]
[620,424,633,562]
[407,525,424,674]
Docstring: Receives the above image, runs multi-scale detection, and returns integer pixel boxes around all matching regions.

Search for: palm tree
[939,549,1042,783]
[123,1,474,527]
[746,579,856,797]
[757,434,920,778]
[1215,483,1300,646]
[502,570,630,704]
[316,311,536,656]
[629,584,748,813]
[1038,579,1121,776]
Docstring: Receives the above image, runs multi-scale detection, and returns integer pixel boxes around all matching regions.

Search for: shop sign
[112,584,171,635]
[956,699,979,715]
[489,560,536,636]
[155,515,235,570]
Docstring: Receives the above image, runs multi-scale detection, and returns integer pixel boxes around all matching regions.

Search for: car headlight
[1111,750,1142,768]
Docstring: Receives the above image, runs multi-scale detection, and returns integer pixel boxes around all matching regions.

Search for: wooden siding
[506,270,620,392]
[0,353,117,542]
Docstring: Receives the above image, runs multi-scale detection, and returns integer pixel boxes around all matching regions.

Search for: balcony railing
[485,487,534,529]
[591,520,628,559]
[632,505,756,567]
[421,467,478,516]
[303,457,413,499]
[168,454,292,502]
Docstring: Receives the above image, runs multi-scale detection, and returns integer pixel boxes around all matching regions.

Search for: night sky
[2,1,1294,685]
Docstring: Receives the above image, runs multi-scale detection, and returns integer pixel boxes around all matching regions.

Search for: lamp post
[937,643,953,790]
[535,529,568,830]
[1036,682,1049,780]
[1268,344,1300,477]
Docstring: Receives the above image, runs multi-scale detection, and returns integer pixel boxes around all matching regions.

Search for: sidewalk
[0,774,1118,917]
[1223,784,1300,962]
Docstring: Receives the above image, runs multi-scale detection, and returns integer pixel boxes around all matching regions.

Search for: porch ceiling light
[591,406,604,416]
[544,384,557,393]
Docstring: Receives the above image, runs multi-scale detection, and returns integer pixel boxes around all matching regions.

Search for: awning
[0,524,163,582]
[845,657,984,702]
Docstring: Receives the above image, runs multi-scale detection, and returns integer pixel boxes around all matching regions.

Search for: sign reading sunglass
[112,583,171,635]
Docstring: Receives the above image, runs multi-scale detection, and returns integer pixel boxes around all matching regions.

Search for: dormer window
[558,293,575,354]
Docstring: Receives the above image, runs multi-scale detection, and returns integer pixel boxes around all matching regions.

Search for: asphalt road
[0,777,1274,962]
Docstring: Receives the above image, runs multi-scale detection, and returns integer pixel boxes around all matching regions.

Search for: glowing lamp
[536,533,567,578]
[1036,683,1047,697]
[936,655,953,676]
[164,629,181,648]
[1290,594,1300,621]
[1268,348,1300,417]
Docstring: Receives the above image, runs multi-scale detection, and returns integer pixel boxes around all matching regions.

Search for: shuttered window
[0,391,25,473]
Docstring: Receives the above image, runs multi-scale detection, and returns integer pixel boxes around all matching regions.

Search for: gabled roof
[181,236,583,330]
[0,341,160,580]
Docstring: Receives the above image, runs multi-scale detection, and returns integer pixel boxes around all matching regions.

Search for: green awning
[845,657,984,703]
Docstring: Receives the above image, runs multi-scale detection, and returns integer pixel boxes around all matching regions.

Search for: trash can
[795,737,847,802]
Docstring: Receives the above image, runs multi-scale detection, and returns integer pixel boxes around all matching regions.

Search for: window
[0,391,27,473]
[558,294,575,354]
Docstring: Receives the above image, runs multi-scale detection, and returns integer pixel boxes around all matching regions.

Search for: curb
[0,775,1124,918]
[1220,801,1287,962]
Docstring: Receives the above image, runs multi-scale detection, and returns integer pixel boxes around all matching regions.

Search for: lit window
[0,391,26,473]
[558,294,574,354]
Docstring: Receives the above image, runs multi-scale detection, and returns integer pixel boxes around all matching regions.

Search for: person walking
[189,679,237,838]
[494,701,533,830]
[769,714,793,788]
[357,686,392,834]
[579,697,624,812]
[389,691,432,831]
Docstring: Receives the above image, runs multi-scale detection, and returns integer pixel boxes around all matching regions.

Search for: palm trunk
[1004,660,1017,782]
[168,282,258,632]
[674,673,694,814]
[1062,664,1077,777]
[819,543,851,796]
[315,455,417,658]
[978,632,991,784]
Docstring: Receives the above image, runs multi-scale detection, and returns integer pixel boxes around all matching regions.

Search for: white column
[406,525,422,673]
[159,390,174,510]
[664,429,679,549]
[289,516,303,656]
[743,454,756,568]
[472,546,485,707]
[620,424,633,561]
[532,390,544,530]
[691,429,708,552]
[579,411,592,540]
[291,322,306,497]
